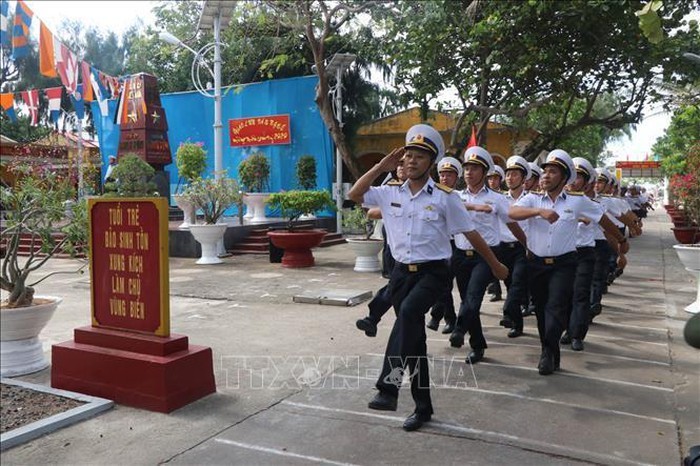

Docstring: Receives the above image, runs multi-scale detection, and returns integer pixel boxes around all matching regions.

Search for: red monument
[51,198,216,412]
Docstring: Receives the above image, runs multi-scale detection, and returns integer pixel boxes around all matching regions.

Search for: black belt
[530,251,577,265]
[454,249,477,257]
[396,260,448,273]
[501,241,521,249]
[576,246,595,252]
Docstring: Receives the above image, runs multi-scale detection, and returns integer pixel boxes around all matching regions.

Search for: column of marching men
[350,124,642,432]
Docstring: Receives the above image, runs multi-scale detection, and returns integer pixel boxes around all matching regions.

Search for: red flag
[81,61,94,102]
[54,37,79,96]
[467,124,477,148]
[21,89,39,126]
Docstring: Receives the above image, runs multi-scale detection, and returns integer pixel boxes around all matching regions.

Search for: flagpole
[77,117,84,198]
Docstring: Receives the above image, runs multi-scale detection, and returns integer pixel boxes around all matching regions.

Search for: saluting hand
[539,209,559,224]
[377,147,405,173]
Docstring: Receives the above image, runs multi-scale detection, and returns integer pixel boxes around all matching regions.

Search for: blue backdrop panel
[92,76,334,212]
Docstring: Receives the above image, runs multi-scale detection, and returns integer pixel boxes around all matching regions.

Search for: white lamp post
[159,0,233,179]
[321,53,356,233]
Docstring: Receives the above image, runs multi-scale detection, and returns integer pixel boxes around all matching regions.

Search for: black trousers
[429,240,457,325]
[367,283,393,324]
[590,240,611,309]
[500,242,528,331]
[527,252,578,362]
[452,248,495,350]
[569,246,596,339]
[376,260,450,415]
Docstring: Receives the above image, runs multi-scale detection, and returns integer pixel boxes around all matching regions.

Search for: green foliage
[238,152,270,193]
[0,164,88,307]
[0,113,52,144]
[182,177,242,224]
[175,141,207,189]
[266,190,336,231]
[342,206,374,239]
[296,155,317,190]
[103,154,158,197]
[654,105,700,176]
[635,0,664,44]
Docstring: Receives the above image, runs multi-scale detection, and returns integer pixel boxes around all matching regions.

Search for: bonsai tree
[238,152,270,193]
[182,176,242,224]
[103,154,159,197]
[266,190,335,231]
[1,163,88,308]
[296,155,317,190]
[342,205,375,239]
[175,141,207,193]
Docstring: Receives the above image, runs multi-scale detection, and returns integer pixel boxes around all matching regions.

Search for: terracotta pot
[672,227,699,245]
[267,229,327,267]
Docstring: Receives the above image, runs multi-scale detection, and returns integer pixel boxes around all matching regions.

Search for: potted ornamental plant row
[181,176,242,265]
[173,141,207,229]
[266,190,335,268]
[238,152,271,223]
[343,205,383,273]
[1,163,88,377]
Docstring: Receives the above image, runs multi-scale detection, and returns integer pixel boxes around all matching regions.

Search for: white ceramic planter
[346,238,384,272]
[173,195,197,230]
[244,193,270,224]
[673,244,700,314]
[1,296,62,377]
[190,224,228,265]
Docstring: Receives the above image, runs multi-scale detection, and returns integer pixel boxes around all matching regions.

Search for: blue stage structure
[92,76,335,212]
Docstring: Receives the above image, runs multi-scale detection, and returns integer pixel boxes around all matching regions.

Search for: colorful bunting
[39,21,57,78]
[70,84,85,119]
[21,89,40,125]
[45,86,63,124]
[114,77,131,125]
[0,92,17,122]
[11,0,33,59]
[1,0,10,47]
[81,61,94,102]
[54,37,79,96]
[90,67,110,116]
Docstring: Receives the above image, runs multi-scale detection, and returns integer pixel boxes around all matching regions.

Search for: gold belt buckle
[544,257,554,265]
[408,264,418,272]
[466,250,474,257]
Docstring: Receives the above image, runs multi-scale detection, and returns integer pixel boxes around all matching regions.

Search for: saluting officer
[509,150,628,375]
[448,146,525,364]
[348,125,508,431]
[427,156,463,334]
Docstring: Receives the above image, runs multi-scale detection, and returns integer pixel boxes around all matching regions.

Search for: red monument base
[51,326,216,413]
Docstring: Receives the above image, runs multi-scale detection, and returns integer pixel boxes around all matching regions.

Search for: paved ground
[2,209,698,465]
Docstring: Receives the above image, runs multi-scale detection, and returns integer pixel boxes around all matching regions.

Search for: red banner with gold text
[228,114,291,147]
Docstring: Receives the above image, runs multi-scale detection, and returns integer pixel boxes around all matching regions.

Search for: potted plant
[296,155,318,220]
[265,190,335,267]
[173,141,207,229]
[343,205,383,272]
[238,152,271,223]
[103,153,159,198]
[1,163,88,377]
[182,176,242,265]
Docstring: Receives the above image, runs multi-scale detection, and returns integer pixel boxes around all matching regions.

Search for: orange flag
[81,61,94,102]
[39,22,57,78]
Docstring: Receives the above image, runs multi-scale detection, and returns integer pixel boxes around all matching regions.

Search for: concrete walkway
[2,210,698,465]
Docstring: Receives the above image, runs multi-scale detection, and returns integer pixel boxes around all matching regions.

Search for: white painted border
[0,378,114,451]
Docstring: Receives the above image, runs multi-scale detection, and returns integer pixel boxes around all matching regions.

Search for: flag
[466,124,477,148]
[1,0,11,47]
[11,0,33,59]
[90,66,109,116]
[0,92,17,122]
[21,89,39,125]
[39,21,57,77]
[54,37,79,96]
[45,86,63,124]
[81,61,93,102]
[70,84,85,119]
[114,77,131,125]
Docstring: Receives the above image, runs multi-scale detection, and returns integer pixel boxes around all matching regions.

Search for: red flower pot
[672,227,700,245]
[267,229,327,268]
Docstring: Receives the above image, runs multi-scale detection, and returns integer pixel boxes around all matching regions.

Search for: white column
[213,13,223,179]
[335,66,343,233]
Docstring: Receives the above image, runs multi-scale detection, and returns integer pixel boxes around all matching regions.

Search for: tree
[369,0,699,160]
[653,104,700,175]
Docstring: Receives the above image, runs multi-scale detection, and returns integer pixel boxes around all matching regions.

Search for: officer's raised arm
[348,148,405,204]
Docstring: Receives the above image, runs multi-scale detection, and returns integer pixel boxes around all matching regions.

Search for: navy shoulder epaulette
[435,183,453,193]
[386,180,403,186]
[567,191,584,196]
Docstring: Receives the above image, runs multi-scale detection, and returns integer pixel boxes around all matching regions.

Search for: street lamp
[159,0,233,179]
[321,53,356,233]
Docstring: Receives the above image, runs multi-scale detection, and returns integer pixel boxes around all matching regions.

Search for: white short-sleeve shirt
[454,186,511,250]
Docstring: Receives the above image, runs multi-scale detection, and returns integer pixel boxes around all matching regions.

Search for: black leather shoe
[368,392,397,411]
[356,318,377,337]
[560,332,571,345]
[499,317,514,329]
[590,303,602,316]
[571,338,584,351]
[426,317,440,331]
[442,322,455,334]
[489,294,502,302]
[538,349,555,375]
[449,331,465,348]
[522,304,535,316]
[507,328,523,338]
[466,348,485,364]
[403,412,431,431]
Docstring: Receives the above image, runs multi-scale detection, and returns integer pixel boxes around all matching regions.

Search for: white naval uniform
[454,185,510,250]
